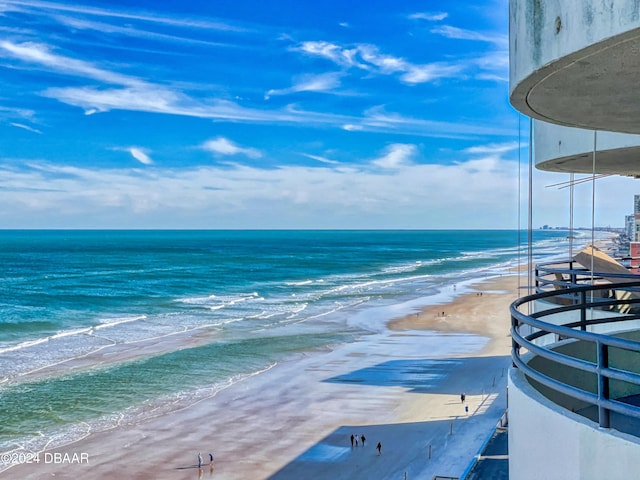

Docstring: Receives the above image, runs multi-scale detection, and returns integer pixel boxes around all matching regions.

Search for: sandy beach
[5,274,517,479]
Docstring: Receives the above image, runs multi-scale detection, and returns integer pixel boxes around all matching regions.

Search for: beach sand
[5,275,518,479]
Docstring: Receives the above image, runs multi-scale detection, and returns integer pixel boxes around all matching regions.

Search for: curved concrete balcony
[509,0,640,134]
[534,121,640,175]
[509,281,640,478]
[511,281,640,436]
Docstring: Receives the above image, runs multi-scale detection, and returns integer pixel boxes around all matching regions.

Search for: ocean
[0,229,580,458]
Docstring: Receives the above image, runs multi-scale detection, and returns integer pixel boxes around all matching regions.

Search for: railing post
[511,313,520,368]
[580,290,587,331]
[597,341,610,429]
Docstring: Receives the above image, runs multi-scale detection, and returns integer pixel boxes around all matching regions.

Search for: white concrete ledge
[508,367,640,480]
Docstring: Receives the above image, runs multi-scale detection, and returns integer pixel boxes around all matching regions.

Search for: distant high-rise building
[632,196,640,272]
[626,214,634,240]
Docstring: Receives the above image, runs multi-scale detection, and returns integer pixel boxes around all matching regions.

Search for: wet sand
[5,275,518,479]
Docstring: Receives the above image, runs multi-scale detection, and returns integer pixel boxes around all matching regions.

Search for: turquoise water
[0,229,575,454]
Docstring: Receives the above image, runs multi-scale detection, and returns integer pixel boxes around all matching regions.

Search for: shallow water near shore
[0,229,582,457]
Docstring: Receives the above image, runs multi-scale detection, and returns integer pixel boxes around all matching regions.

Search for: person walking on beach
[461,392,466,403]
[361,434,366,447]
[209,452,214,464]
[197,452,203,468]
[376,442,382,455]
[350,434,354,447]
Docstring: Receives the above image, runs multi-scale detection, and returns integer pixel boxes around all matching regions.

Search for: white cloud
[464,141,520,155]
[296,41,461,84]
[0,41,279,122]
[43,85,189,115]
[0,41,140,86]
[0,39,506,138]
[431,25,508,47]
[128,147,153,165]
[52,14,232,49]
[10,122,42,134]
[297,41,354,66]
[475,73,508,82]
[43,83,511,139]
[357,44,406,73]
[472,51,509,81]
[300,153,341,165]
[0,149,634,229]
[0,41,401,133]
[201,137,262,159]
[3,0,246,32]
[265,72,342,99]
[409,12,448,21]
[372,144,417,169]
[0,106,37,120]
[401,63,463,84]
[359,105,513,138]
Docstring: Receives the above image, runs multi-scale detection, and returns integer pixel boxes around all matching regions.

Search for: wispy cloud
[201,137,262,159]
[371,144,417,169]
[464,141,519,155]
[300,153,341,165]
[44,85,192,116]
[10,122,42,134]
[0,41,140,86]
[401,63,463,84]
[265,72,342,99]
[0,37,512,140]
[51,14,233,49]
[0,106,37,121]
[358,106,514,138]
[431,25,508,47]
[0,40,319,123]
[2,0,247,32]
[475,72,508,82]
[42,83,511,139]
[409,12,448,21]
[471,50,509,81]
[296,41,463,84]
[128,147,153,165]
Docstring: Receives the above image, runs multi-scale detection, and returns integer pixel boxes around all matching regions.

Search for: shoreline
[4,274,518,479]
[389,274,518,355]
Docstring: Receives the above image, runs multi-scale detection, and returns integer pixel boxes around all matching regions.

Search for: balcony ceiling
[537,146,640,176]
[511,29,640,136]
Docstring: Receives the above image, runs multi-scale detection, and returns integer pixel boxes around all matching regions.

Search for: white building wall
[509,368,640,480]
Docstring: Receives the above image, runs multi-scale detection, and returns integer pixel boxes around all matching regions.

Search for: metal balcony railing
[511,277,640,436]
[535,258,637,293]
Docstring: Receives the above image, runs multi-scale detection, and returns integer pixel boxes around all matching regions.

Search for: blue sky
[0,0,635,229]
